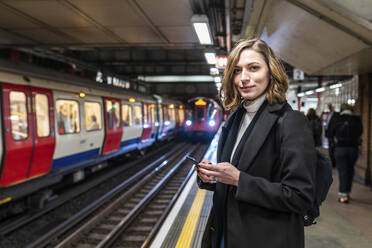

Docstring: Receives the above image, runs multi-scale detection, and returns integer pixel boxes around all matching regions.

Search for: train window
[133,105,142,126]
[122,104,133,126]
[35,94,50,137]
[143,104,148,124]
[150,104,155,124]
[196,107,204,120]
[169,108,176,122]
[163,106,169,121]
[106,100,120,129]
[56,100,80,134]
[207,103,216,119]
[9,91,28,140]
[186,109,192,120]
[178,108,185,123]
[85,102,102,131]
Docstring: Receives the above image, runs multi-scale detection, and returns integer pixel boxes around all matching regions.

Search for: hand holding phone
[186,155,199,165]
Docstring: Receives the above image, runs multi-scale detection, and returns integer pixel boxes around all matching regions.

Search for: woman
[306,108,323,147]
[196,39,316,248]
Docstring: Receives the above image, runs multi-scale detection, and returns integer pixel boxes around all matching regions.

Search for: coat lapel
[236,102,286,172]
[217,108,242,163]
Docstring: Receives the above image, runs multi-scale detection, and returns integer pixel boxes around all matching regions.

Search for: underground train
[0,70,185,209]
[184,97,223,138]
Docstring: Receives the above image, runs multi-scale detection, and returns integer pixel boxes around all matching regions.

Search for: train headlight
[164,120,170,126]
[186,120,192,126]
[208,120,216,127]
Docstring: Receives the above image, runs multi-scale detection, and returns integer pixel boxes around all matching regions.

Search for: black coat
[200,101,316,248]
[307,116,322,147]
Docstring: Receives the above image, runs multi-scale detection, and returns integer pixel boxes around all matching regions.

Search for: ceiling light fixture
[204,52,217,64]
[191,15,213,45]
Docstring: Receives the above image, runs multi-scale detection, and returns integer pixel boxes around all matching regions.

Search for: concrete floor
[305,169,372,248]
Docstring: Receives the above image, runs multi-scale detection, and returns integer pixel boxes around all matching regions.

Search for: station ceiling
[0,0,371,99]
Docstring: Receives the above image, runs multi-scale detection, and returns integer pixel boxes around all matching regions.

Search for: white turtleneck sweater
[230,94,266,162]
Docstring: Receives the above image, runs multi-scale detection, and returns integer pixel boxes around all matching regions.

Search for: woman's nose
[240,69,250,83]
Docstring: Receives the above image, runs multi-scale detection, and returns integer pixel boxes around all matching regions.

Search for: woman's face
[233,48,270,101]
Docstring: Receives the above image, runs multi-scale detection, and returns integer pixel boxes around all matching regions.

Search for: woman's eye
[250,66,259,71]
[233,68,241,74]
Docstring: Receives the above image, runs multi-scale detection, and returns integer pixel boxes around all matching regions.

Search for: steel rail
[25,143,187,248]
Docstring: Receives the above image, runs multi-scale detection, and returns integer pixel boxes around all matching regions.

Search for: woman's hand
[197,161,240,186]
[195,159,215,183]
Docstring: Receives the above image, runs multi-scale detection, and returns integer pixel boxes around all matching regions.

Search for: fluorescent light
[305,90,314,95]
[330,83,342,89]
[315,87,325,92]
[191,15,213,45]
[138,75,215,82]
[297,93,305,97]
[205,52,216,64]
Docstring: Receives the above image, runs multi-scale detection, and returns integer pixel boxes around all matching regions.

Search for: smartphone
[186,155,200,165]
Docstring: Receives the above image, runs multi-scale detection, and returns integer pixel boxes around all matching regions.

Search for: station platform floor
[150,135,372,247]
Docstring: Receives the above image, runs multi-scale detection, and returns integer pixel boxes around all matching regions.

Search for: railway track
[0,141,177,237]
[24,142,207,248]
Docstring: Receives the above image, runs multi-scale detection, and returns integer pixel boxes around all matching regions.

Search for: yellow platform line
[175,189,207,248]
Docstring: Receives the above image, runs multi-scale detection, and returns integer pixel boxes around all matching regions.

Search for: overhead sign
[216,56,228,69]
[293,68,304,81]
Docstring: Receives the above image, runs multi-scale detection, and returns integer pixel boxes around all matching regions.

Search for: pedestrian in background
[196,38,316,248]
[325,103,338,167]
[329,103,362,203]
[306,108,322,147]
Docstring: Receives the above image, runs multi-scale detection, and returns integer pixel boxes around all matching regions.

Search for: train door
[0,84,55,187]
[29,87,55,178]
[157,104,163,140]
[121,101,142,145]
[149,104,157,139]
[141,103,152,141]
[102,98,122,155]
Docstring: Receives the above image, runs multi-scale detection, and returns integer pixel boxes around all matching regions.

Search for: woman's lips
[240,85,255,92]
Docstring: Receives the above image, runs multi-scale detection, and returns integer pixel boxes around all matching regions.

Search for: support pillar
[356,74,372,185]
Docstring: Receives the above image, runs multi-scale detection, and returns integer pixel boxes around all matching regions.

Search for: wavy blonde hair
[219,39,289,110]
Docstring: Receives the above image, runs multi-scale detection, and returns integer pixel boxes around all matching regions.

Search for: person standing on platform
[325,103,339,167]
[329,103,362,203]
[306,108,323,147]
[196,39,316,248]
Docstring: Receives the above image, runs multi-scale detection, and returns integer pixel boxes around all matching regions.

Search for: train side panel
[0,83,56,187]
[120,101,142,152]
[0,70,184,206]
[139,101,156,149]
[52,91,104,170]
[82,96,105,159]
